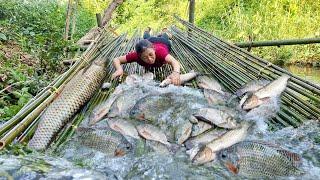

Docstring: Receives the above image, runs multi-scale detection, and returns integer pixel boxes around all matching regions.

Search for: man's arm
[165,54,181,85]
[111,55,127,79]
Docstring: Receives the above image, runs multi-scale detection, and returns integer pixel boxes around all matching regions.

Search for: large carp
[28,59,106,150]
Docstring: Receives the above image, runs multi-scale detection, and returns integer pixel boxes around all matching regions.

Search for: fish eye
[221,152,227,158]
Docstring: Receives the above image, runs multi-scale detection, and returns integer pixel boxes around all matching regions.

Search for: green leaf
[0,33,7,41]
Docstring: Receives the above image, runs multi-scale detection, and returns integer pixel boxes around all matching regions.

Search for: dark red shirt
[125,42,169,68]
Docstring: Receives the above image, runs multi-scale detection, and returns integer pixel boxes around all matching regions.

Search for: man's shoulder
[126,51,139,62]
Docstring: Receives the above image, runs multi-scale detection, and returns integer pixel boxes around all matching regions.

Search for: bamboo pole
[235,38,320,48]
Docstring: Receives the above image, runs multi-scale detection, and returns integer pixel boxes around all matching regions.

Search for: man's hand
[167,71,181,86]
[111,69,124,80]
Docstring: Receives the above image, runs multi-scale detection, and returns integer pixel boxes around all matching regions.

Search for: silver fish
[185,128,227,150]
[136,124,170,145]
[160,70,200,87]
[241,74,290,110]
[203,89,229,105]
[196,75,224,94]
[145,140,170,154]
[191,121,212,137]
[192,122,251,165]
[193,107,239,129]
[107,87,145,119]
[175,121,193,144]
[235,79,269,97]
[89,95,119,125]
[107,118,140,139]
[88,85,125,125]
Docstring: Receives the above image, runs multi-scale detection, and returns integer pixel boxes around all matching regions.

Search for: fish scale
[28,60,106,150]
[218,141,302,178]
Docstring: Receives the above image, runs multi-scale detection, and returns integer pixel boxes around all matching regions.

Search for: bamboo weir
[0,17,319,150]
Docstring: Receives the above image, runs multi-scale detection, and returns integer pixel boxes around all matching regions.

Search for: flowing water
[0,120,319,179]
[0,74,319,179]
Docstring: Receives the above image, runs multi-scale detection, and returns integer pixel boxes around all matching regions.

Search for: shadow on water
[284,65,320,86]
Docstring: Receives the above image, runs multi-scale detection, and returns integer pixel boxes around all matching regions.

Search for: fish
[203,89,230,106]
[107,87,145,119]
[145,140,170,154]
[88,85,125,125]
[196,75,224,94]
[241,74,290,110]
[191,121,212,137]
[243,96,280,127]
[185,128,227,150]
[217,141,303,178]
[28,59,107,150]
[88,95,119,125]
[235,79,270,97]
[136,124,170,145]
[175,121,193,144]
[188,115,199,124]
[185,128,227,160]
[107,118,140,139]
[159,70,200,87]
[193,107,239,129]
[73,127,133,157]
[129,93,176,122]
[192,122,251,165]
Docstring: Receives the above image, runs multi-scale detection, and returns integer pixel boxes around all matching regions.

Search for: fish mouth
[242,95,259,110]
[225,161,239,174]
[137,113,145,120]
[192,147,216,165]
[114,149,126,157]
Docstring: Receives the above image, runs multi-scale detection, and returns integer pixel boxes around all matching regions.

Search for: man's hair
[135,39,153,54]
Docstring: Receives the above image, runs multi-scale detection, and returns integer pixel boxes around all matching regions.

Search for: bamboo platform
[0,17,319,150]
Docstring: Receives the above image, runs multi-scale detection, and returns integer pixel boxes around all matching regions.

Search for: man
[111,29,181,85]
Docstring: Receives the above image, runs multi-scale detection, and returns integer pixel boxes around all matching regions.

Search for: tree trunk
[188,0,195,24]
[96,13,102,28]
[70,0,78,41]
[64,0,73,40]
[101,0,124,28]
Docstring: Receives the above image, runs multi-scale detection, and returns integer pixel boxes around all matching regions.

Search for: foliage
[0,0,68,71]
[0,0,98,121]
[0,43,49,121]
[194,0,320,64]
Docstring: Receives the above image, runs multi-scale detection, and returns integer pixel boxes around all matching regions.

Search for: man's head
[135,39,156,64]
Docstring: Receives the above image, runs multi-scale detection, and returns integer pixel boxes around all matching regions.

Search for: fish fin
[225,161,239,174]
[259,97,271,103]
[141,130,152,138]
[277,149,302,167]
[112,125,124,134]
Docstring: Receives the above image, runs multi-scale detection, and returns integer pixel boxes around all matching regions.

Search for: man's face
[141,48,156,64]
